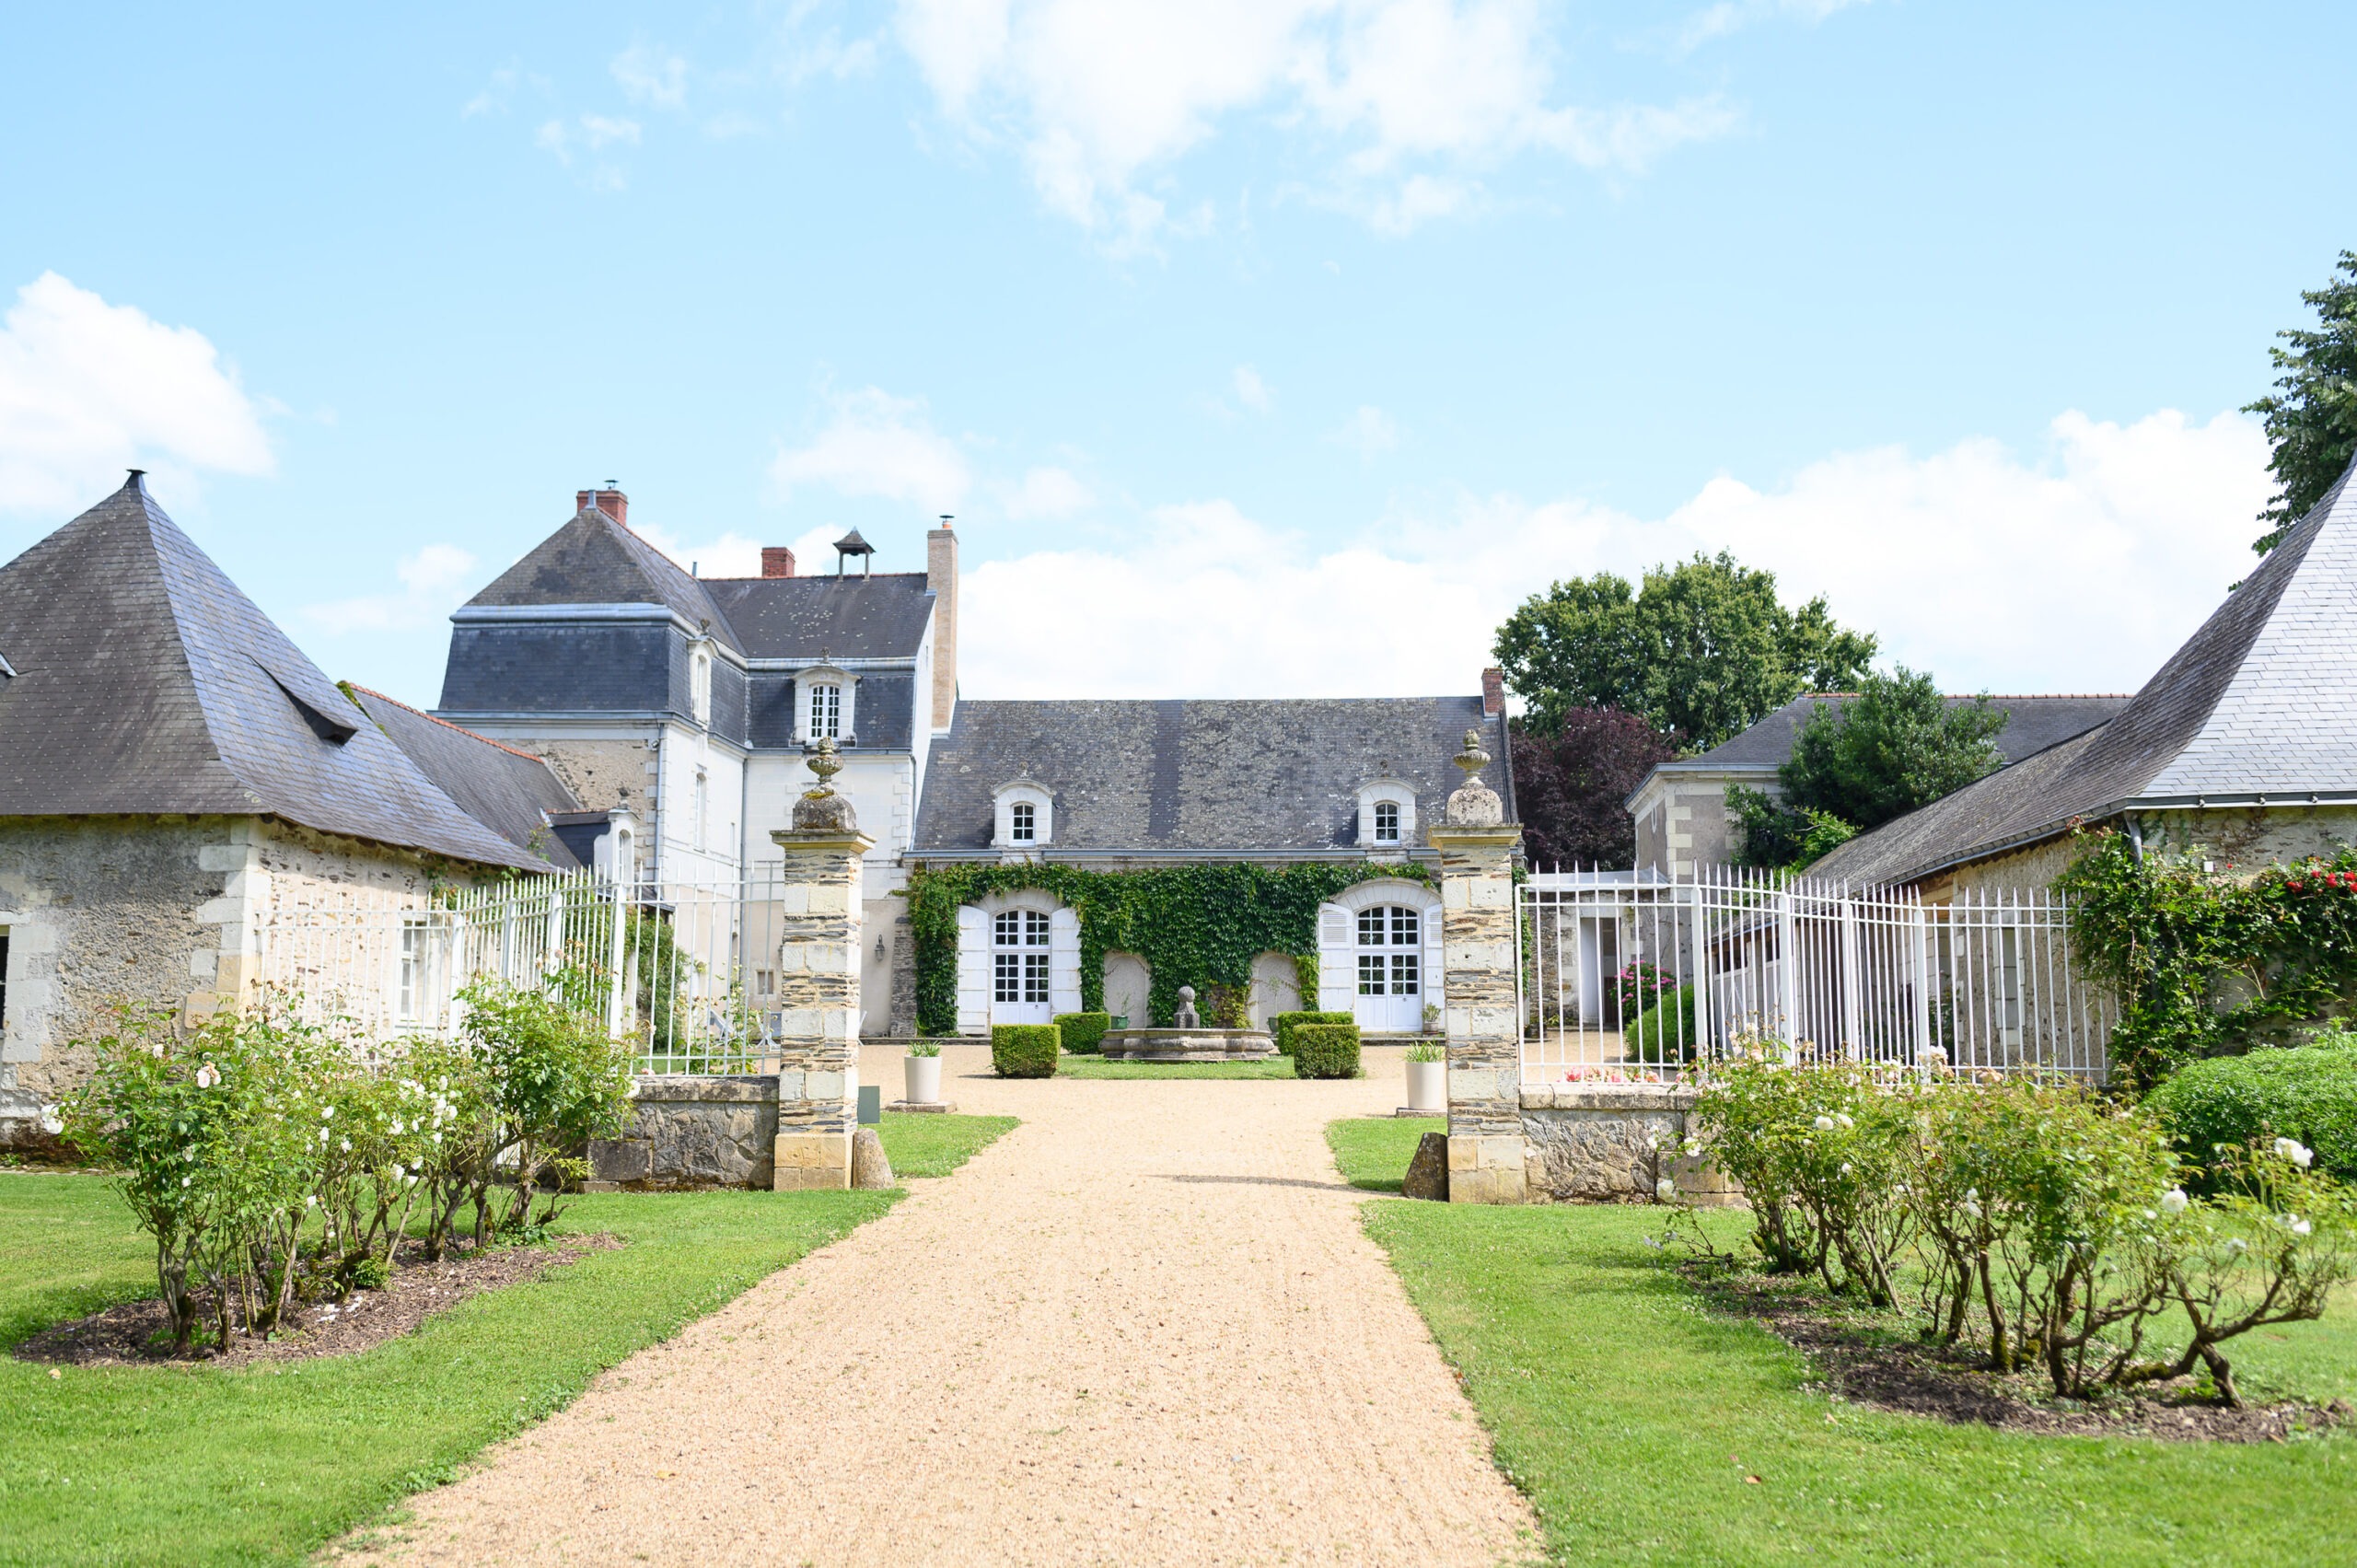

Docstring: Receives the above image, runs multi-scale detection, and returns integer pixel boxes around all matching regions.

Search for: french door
[991,909,1053,1025]
[1353,905,1423,1033]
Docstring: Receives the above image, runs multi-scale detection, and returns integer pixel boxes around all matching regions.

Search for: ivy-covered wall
[904,861,1434,1036]
[2060,829,2357,1088]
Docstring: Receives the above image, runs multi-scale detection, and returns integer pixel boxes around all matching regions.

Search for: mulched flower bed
[1689,1263,2351,1444]
[16,1234,621,1369]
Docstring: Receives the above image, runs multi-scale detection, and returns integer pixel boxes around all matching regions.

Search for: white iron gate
[1517,865,2114,1084]
[252,870,807,1074]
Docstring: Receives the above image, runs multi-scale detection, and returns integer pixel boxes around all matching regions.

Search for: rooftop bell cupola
[833,528,875,576]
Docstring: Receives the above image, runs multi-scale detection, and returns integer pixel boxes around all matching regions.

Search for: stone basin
[1100,1027,1277,1063]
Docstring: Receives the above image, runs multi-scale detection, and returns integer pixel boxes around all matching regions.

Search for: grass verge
[1052,1053,1302,1080]
[0,1114,1009,1568]
[1327,1115,1427,1192]
[1348,1138,2357,1565]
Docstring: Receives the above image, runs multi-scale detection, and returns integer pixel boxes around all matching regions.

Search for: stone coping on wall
[629,1074,778,1105]
[1519,1081,1699,1112]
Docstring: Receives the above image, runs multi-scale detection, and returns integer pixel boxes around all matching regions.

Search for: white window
[1374,801,1400,843]
[398,917,430,1024]
[690,646,713,726]
[1355,906,1421,997]
[993,781,1053,849]
[808,682,842,740]
[753,968,775,998]
[693,769,709,853]
[993,909,1051,1005]
[1010,802,1036,842]
[1357,782,1415,849]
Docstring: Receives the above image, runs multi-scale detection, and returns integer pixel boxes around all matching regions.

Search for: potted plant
[905,1040,943,1106]
[1406,1041,1445,1111]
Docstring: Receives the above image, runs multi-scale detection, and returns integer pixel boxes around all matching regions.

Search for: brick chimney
[575,485,628,527]
[1481,667,1505,718]
[761,546,797,578]
[927,515,958,734]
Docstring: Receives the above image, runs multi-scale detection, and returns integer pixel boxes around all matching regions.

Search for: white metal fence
[1518,865,2115,1085]
[253,870,799,1074]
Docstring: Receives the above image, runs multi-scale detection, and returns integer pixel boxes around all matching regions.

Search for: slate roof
[346,687,583,867]
[911,698,1509,855]
[700,573,934,660]
[0,476,551,871]
[466,506,743,652]
[1811,459,2357,887]
[1648,692,2131,778]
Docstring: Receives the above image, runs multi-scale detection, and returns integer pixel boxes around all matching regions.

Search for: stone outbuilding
[1810,458,2357,895]
[0,475,571,1141]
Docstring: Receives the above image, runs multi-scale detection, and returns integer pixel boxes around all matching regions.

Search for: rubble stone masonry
[769,825,872,1190]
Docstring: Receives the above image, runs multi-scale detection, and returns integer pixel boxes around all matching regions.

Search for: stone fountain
[1099,984,1276,1062]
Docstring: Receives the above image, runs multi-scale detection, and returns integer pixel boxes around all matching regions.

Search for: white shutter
[955,906,989,1034]
[1316,904,1355,1012]
[1050,907,1083,1016]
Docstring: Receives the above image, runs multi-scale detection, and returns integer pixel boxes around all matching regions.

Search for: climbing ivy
[904,861,1435,1037]
[2059,829,2357,1089]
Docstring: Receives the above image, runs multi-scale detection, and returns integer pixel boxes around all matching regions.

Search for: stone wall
[0,815,473,1138]
[589,1075,777,1190]
[1519,1083,1740,1205]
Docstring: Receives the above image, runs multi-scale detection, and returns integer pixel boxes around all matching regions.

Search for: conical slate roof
[1812,459,2357,886]
[466,504,740,651]
[0,475,549,869]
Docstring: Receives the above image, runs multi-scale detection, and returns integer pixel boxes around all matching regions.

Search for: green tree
[1492,552,1875,749]
[2246,250,2357,556]
[1728,667,2004,869]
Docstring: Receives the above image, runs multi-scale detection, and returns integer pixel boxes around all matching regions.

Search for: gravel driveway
[344,1042,1535,1567]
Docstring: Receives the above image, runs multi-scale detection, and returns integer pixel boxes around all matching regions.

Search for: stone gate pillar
[770,739,870,1192]
[1429,728,1526,1205]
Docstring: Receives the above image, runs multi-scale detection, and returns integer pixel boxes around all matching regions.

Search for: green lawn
[1051,1052,1304,1079]
[0,1113,1012,1568]
[1326,1114,1430,1191]
[1325,1118,2357,1566]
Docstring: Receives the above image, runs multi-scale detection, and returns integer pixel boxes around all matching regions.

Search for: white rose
[1655,1178,1678,1201]
[2273,1137,2315,1169]
[1813,1115,1836,1132]
[2160,1189,2189,1214]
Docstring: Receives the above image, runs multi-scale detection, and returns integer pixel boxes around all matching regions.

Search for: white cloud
[1334,404,1398,459]
[895,0,1746,243]
[771,387,971,509]
[957,408,2271,702]
[536,114,641,165]
[612,41,688,109]
[1676,0,1870,54]
[301,544,478,633]
[999,464,1094,519]
[0,272,273,517]
[1232,364,1274,413]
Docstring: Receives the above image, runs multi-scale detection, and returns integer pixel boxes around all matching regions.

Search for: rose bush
[1689,1056,2357,1405]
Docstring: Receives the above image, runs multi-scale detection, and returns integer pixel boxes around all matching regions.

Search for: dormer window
[808,681,842,740]
[690,645,714,726]
[1356,780,1416,850]
[993,779,1053,850]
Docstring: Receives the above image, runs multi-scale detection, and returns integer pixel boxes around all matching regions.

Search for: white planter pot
[905,1054,943,1106]
[1406,1058,1446,1111]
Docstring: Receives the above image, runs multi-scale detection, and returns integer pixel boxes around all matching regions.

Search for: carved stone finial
[792,736,858,831]
[1174,984,1201,1029]
[1443,726,1504,828]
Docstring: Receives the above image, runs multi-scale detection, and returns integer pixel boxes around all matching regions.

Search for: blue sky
[4,2,2351,708]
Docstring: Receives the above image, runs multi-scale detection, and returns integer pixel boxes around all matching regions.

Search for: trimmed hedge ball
[991,1024,1062,1078]
[1292,1021,1363,1080]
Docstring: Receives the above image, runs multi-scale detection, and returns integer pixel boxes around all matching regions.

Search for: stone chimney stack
[927,515,958,734]
[1481,667,1504,719]
[576,485,629,528]
[761,546,797,578]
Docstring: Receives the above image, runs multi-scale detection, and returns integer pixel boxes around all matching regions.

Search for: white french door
[991,909,1054,1025]
[1353,905,1423,1033]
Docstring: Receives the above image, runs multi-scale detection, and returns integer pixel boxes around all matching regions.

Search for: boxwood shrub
[1272,1010,1353,1057]
[991,1024,1062,1078]
[2146,1034,2357,1188]
[1292,1021,1362,1080]
[1053,1011,1113,1053]
[1623,983,1697,1064]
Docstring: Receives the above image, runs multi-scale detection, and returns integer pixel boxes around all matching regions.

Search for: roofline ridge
[348,683,561,763]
